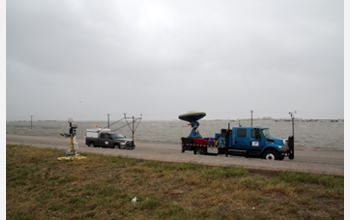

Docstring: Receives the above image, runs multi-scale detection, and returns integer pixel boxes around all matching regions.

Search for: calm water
[6,119,344,149]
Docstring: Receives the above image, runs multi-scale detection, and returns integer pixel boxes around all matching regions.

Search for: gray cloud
[6,0,344,120]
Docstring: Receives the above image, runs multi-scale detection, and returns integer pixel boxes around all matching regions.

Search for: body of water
[6,119,344,149]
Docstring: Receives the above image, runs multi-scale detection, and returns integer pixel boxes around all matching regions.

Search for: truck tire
[113,144,120,149]
[263,150,279,160]
[89,142,95,147]
[195,148,206,155]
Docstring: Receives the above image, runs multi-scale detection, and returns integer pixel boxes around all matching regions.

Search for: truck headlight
[120,142,125,145]
[278,146,283,150]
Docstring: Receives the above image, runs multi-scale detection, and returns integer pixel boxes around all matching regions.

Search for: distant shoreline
[6,118,345,123]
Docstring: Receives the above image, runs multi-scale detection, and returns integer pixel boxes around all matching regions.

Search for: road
[6,134,344,176]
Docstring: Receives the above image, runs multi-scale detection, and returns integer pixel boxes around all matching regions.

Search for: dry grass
[7,144,343,219]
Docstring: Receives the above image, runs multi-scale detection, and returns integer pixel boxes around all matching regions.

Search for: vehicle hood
[266,137,285,145]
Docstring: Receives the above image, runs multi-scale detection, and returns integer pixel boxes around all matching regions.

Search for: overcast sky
[6,0,344,121]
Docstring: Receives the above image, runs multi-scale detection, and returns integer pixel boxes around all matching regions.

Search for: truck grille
[283,140,289,151]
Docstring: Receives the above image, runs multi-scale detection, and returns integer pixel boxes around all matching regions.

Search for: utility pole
[250,110,253,127]
[107,113,110,129]
[30,115,33,129]
[288,111,296,160]
[289,111,295,137]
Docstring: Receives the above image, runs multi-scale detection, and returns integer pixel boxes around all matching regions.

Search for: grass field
[6,145,343,219]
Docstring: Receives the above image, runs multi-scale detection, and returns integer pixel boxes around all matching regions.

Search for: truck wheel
[89,142,95,147]
[196,148,206,155]
[263,150,279,160]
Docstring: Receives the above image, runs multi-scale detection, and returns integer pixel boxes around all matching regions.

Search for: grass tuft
[279,171,344,188]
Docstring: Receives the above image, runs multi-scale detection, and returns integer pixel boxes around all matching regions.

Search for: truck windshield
[262,129,273,139]
[110,133,125,139]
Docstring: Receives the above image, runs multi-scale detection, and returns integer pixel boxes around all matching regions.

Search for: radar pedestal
[178,111,206,138]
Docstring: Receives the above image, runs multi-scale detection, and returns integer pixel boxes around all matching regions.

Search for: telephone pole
[250,110,253,127]
[30,115,33,129]
[289,111,295,137]
[107,113,110,128]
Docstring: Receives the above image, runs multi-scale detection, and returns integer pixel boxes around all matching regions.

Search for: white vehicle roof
[86,128,111,132]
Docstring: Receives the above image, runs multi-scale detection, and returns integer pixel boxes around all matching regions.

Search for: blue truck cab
[215,127,291,160]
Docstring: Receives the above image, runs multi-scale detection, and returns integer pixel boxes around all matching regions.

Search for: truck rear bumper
[182,144,195,151]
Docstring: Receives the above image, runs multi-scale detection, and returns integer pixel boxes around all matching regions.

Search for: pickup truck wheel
[263,150,279,160]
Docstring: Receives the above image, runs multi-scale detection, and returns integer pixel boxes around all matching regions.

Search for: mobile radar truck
[179,111,294,160]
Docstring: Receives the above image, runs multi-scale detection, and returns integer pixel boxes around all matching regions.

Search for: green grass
[7,144,344,219]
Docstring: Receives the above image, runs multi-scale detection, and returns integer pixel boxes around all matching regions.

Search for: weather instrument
[57,118,86,160]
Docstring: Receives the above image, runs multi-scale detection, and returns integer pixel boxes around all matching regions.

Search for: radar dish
[178,111,206,122]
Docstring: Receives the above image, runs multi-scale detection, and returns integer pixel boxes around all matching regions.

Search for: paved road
[6,134,344,176]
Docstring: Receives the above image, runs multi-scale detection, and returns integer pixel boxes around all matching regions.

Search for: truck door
[99,133,113,148]
[234,128,250,149]
[250,128,264,149]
